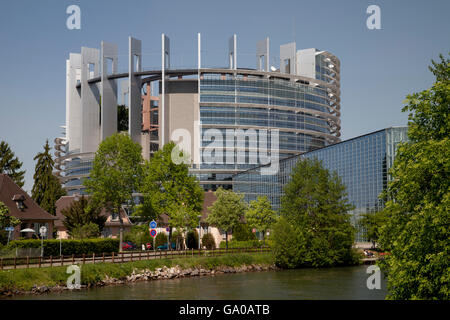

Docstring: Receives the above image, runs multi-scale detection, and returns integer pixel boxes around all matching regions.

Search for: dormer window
[12,194,26,211]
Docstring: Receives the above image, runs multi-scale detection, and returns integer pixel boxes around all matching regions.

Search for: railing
[0,247,271,270]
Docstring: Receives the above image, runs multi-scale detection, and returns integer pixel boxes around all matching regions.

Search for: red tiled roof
[0,174,57,221]
[55,195,133,230]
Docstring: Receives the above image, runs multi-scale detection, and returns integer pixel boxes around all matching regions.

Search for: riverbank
[0,253,275,297]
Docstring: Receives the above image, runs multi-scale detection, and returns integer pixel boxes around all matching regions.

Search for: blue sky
[0,0,449,192]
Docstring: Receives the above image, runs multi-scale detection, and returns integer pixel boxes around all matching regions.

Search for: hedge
[219,239,272,249]
[6,238,120,257]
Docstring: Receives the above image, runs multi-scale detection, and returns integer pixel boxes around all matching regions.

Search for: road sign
[166,227,170,232]
[39,226,47,236]
[149,220,157,229]
[150,229,157,238]
[5,227,14,232]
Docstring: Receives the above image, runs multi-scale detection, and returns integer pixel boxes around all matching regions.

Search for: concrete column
[66,53,81,153]
[161,34,170,146]
[257,37,269,71]
[80,47,100,153]
[228,34,237,70]
[129,37,142,144]
[280,42,296,75]
[101,42,118,140]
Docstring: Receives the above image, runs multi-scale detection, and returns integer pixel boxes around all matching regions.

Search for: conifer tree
[32,140,66,214]
[0,141,25,188]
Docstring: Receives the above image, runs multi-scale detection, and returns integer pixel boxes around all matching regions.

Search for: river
[7,265,387,300]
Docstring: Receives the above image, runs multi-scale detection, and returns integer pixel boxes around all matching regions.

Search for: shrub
[172,230,184,250]
[71,223,101,239]
[219,239,266,249]
[186,229,199,249]
[201,233,216,249]
[154,232,168,248]
[7,238,120,257]
[124,224,152,247]
[232,223,257,241]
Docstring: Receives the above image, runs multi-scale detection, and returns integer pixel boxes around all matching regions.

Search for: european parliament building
[233,127,409,240]
[55,34,341,194]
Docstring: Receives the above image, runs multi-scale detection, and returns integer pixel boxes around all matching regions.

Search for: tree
[84,133,143,252]
[378,53,450,300]
[139,141,204,246]
[245,196,277,244]
[32,140,66,214]
[273,158,357,268]
[0,201,20,245]
[358,210,387,248]
[61,195,106,238]
[117,105,129,132]
[0,141,25,188]
[206,188,247,249]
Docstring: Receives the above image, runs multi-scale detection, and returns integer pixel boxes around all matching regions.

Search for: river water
[8,265,387,300]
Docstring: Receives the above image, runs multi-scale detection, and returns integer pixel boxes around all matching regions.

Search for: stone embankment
[1,263,277,297]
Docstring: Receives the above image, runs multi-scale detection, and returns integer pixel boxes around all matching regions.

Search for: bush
[124,224,152,247]
[201,233,216,249]
[172,230,184,250]
[154,232,168,248]
[71,223,101,239]
[232,223,257,241]
[186,230,199,249]
[7,238,120,257]
[219,239,266,249]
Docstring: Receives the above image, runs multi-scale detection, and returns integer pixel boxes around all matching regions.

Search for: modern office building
[233,127,409,241]
[55,34,341,194]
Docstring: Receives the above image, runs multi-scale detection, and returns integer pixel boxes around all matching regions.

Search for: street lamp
[197,215,202,250]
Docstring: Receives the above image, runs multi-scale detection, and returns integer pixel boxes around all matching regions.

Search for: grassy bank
[0,253,274,292]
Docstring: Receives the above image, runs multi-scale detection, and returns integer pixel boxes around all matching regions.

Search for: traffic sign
[149,220,157,229]
[150,229,157,238]
[5,227,14,232]
[39,226,47,236]
[166,227,170,232]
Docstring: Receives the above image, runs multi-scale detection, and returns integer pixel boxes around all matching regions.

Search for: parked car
[157,242,176,250]
[122,241,137,251]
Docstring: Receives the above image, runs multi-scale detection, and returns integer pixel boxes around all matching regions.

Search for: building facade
[233,127,409,241]
[56,34,341,194]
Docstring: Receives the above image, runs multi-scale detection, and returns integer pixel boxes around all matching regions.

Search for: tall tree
[139,141,204,244]
[206,188,247,249]
[378,53,450,300]
[245,196,277,244]
[273,158,357,268]
[0,141,25,188]
[32,140,66,214]
[358,210,387,248]
[61,196,106,238]
[84,133,143,251]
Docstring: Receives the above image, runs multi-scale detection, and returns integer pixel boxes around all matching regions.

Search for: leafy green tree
[31,140,66,214]
[0,141,25,188]
[61,195,106,238]
[358,210,387,248]
[206,188,247,249]
[0,201,20,245]
[186,229,199,249]
[84,133,143,251]
[201,233,216,249]
[245,196,277,244]
[378,53,450,300]
[273,158,357,268]
[140,141,203,244]
[124,224,152,248]
[117,105,129,132]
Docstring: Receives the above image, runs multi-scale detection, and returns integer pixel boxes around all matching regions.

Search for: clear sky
[0,0,449,193]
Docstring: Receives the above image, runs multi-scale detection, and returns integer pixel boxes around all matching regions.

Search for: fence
[0,246,271,270]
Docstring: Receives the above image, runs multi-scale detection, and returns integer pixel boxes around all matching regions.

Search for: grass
[0,252,274,292]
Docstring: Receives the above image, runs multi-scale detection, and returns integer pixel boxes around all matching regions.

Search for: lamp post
[197,215,202,250]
